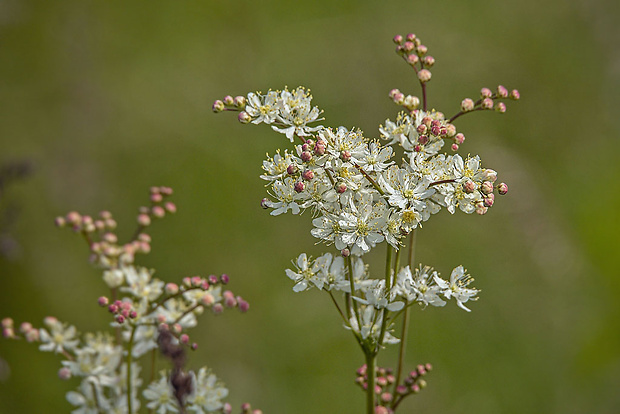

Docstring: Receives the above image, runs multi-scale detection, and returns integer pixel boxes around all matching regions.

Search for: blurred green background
[0,0,619,412]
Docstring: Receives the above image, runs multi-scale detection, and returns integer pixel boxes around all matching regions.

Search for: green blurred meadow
[0,0,619,412]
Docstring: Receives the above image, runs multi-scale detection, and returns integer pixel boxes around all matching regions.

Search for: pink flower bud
[475,205,488,215]
[498,182,508,195]
[480,88,493,98]
[417,44,428,56]
[152,206,165,218]
[233,95,246,107]
[396,385,408,395]
[180,334,190,344]
[417,69,432,83]
[455,133,465,144]
[238,299,250,313]
[213,304,224,315]
[481,98,494,109]
[54,217,66,227]
[238,111,251,124]
[98,296,109,307]
[451,143,459,151]
[172,323,183,334]
[151,193,163,203]
[418,135,428,145]
[220,274,229,284]
[406,33,416,42]
[301,151,313,162]
[406,54,419,65]
[403,41,414,52]
[411,384,421,393]
[302,170,314,181]
[416,124,427,134]
[208,274,218,284]
[377,377,387,387]
[164,202,176,213]
[191,342,198,350]
[294,181,305,193]
[376,406,389,414]
[461,98,475,112]
[480,181,494,194]
[445,123,456,137]
[43,316,58,327]
[424,55,435,67]
[19,322,32,333]
[314,142,326,155]
[497,85,508,98]
[341,248,350,257]
[116,314,125,324]
[223,95,234,105]
[484,194,495,207]
[286,164,298,175]
[510,89,520,100]
[201,293,215,306]
[340,151,351,162]
[389,88,400,98]
[66,211,81,225]
[414,144,422,152]
[380,392,393,402]
[463,180,476,193]
[25,329,39,342]
[58,367,72,380]
[137,214,151,227]
[496,102,506,113]
[393,92,405,104]
[1,318,13,329]
[393,35,403,44]
[211,99,225,113]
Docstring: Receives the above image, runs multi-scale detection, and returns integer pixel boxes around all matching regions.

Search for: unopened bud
[223,95,234,105]
[341,248,350,257]
[403,95,420,110]
[58,367,72,380]
[286,164,298,175]
[406,54,419,65]
[212,100,225,113]
[389,88,400,98]
[417,44,428,56]
[137,214,151,227]
[416,124,427,134]
[335,182,347,193]
[481,87,493,98]
[233,95,246,107]
[495,102,506,113]
[417,69,432,83]
[497,85,508,98]
[238,111,251,124]
[480,181,494,194]
[455,133,465,144]
[510,89,520,100]
[497,182,508,195]
[418,135,428,145]
[294,181,305,193]
[340,151,351,162]
[301,151,313,163]
[424,55,435,67]
[403,41,414,52]
[98,296,109,307]
[463,180,476,193]
[481,98,494,109]
[302,170,314,181]
[54,217,66,227]
[484,194,495,207]
[451,143,459,151]
[393,35,403,44]
[393,92,405,104]
[461,98,475,112]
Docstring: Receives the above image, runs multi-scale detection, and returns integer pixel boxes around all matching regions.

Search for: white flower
[121,266,164,303]
[103,269,124,288]
[354,141,394,173]
[395,265,446,307]
[39,320,79,354]
[245,91,278,125]
[144,372,179,414]
[66,379,110,414]
[260,150,298,181]
[338,195,386,255]
[435,265,479,311]
[285,253,325,292]
[186,367,229,413]
[380,167,435,211]
[348,305,400,346]
[353,279,404,311]
[271,87,323,141]
[379,112,412,146]
[264,177,304,216]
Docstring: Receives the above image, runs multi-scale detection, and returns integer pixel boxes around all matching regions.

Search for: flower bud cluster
[457,85,520,118]
[394,33,435,84]
[389,89,420,111]
[55,186,176,270]
[355,362,431,412]
[4,188,256,413]
[212,94,247,113]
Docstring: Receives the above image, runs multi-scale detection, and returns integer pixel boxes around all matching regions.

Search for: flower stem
[365,351,377,414]
[127,325,137,413]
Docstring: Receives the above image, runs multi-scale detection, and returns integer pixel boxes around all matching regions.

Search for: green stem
[126,325,138,414]
[346,255,360,326]
[365,351,377,414]
[392,306,410,407]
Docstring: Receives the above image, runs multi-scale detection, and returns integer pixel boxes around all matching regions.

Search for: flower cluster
[3,188,258,414]
[355,363,432,413]
[215,31,518,413]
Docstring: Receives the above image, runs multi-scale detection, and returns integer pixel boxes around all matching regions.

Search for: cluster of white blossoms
[214,65,516,349]
[2,189,258,414]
